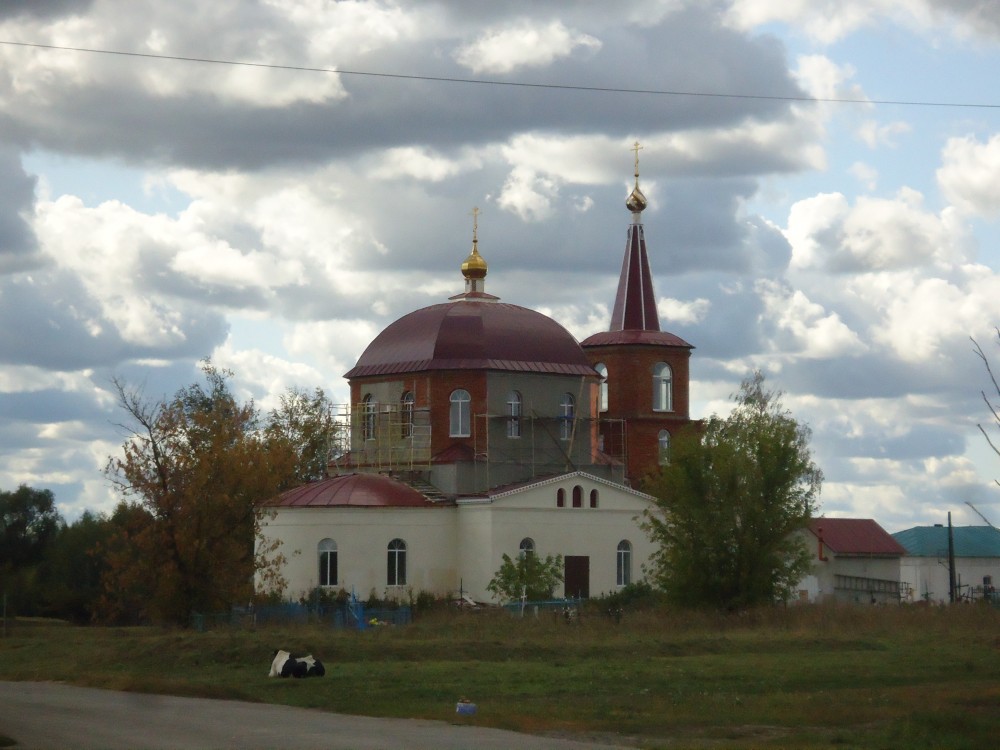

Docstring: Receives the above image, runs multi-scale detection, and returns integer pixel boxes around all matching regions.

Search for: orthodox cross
[631,141,643,185]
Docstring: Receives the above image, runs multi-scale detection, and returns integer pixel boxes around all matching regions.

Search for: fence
[500,598,582,620]
[190,602,412,632]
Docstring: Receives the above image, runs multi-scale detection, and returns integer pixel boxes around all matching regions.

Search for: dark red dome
[345,301,596,378]
[271,473,444,508]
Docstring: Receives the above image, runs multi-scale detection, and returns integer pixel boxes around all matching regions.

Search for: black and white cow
[269,649,325,678]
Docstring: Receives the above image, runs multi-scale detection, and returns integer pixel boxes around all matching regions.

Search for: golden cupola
[460,206,489,295]
[626,140,648,219]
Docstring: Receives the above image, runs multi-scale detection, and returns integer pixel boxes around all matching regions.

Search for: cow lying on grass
[268,649,325,678]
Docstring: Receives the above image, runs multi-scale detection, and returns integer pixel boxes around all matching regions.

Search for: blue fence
[191,602,412,631]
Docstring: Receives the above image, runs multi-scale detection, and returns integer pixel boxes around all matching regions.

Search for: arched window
[653,362,673,412]
[400,391,414,439]
[557,488,566,507]
[362,394,376,441]
[560,393,575,441]
[519,538,535,557]
[590,489,599,508]
[617,540,632,586]
[658,429,671,465]
[387,538,407,586]
[572,485,583,508]
[595,363,608,413]
[450,389,471,437]
[318,538,337,587]
[506,391,522,439]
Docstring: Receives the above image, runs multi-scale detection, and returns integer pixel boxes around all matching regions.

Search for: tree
[36,510,114,622]
[1,484,63,616]
[487,552,564,602]
[265,387,342,488]
[1,484,61,572]
[103,361,295,624]
[642,372,821,609]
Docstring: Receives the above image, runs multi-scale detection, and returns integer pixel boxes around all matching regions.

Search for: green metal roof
[892,526,1000,558]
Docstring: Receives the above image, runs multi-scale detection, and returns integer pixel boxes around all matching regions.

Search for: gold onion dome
[462,246,488,279]
[462,206,488,280]
[626,184,648,214]
[626,140,648,214]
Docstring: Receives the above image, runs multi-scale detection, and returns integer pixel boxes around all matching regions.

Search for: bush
[487,553,564,602]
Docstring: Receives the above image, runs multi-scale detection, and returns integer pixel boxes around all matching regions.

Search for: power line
[2,38,999,110]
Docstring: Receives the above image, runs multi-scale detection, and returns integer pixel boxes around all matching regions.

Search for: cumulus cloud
[658,297,711,325]
[786,190,969,272]
[725,0,932,43]
[0,148,40,273]
[453,19,601,74]
[857,120,912,149]
[937,134,1000,218]
[756,279,867,359]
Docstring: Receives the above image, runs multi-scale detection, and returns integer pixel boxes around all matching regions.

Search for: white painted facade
[262,472,657,603]
[901,557,998,604]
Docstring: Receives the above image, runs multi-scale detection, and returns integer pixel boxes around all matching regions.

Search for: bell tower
[581,142,693,485]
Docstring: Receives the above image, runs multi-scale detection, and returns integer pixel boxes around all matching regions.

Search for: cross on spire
[631,141,643,187]
[470,206,480,243]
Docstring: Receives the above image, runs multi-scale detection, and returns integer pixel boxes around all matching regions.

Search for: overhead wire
[1,38,999,110]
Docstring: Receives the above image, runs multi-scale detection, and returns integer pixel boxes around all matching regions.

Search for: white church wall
[457,476,657,602]
[262,507,458,601]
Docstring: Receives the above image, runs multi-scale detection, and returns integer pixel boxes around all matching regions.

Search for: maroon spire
[609,141,659,332]
[609,219,660,332]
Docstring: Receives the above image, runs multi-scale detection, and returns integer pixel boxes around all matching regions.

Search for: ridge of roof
[808,518,907,556]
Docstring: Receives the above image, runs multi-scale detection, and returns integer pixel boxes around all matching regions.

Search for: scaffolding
[331,402,432,474]
[330,402,627,488]
[473,412,627,488]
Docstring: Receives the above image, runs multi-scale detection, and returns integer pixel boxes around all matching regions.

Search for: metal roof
[892,525,1000,558]
[807,518,907,556]
[345,301,597,379]
[609,223,660,332]
[581,329,693,348]
[271,473,447,508]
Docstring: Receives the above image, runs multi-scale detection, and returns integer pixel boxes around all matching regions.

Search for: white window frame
[653,362,673,412]
[450,389,471,437]
[617,540,632,587]
[595,362,608,413]
[559,393,575,441]
[506,391,522,439]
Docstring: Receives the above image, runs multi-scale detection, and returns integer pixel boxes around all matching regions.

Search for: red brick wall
[350,371,487,457]
[584,343,692,483]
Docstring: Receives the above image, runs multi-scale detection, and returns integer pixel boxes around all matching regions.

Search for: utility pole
[948,512,957,604]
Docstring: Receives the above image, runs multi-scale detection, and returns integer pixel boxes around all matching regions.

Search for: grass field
[1,603,999,749]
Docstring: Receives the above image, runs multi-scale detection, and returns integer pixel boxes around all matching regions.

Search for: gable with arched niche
[453,472,659,600]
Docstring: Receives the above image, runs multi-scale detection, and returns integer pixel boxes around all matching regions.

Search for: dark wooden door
[564,556,590,599]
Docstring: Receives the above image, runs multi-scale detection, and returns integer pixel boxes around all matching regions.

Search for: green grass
[2,604,999,749]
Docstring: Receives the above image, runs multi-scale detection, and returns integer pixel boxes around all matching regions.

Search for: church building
[261,149,694,603]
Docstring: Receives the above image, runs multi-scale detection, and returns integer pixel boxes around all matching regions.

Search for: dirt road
[0,681,635,749]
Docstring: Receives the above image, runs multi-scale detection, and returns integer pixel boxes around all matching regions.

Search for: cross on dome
[626,140,648,218]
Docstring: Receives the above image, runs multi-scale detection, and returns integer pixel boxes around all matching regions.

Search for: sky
[2,0,1000,532]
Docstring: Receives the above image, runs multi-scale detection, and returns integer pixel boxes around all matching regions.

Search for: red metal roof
[271,473,445,508]
[345,301,597,379]
[581,329,693,348]
[610,223,660,332]
[808,518,907,556]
